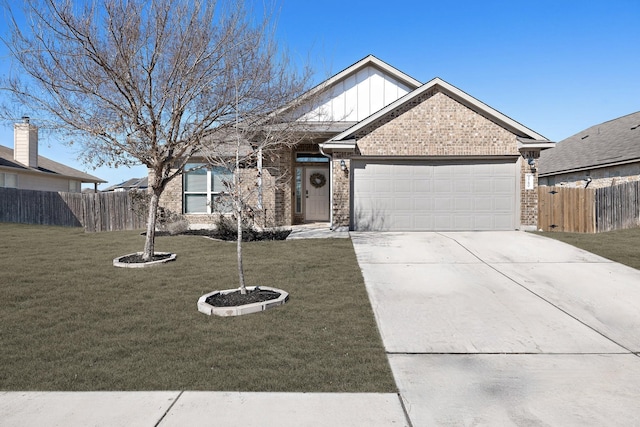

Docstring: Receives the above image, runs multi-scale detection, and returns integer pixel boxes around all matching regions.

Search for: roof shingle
[539,111,640,176]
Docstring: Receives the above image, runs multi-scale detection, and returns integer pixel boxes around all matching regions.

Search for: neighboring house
[0,117,105,192]
[159,55,553,231]
[103,177,148,192]
[538,111,640,188]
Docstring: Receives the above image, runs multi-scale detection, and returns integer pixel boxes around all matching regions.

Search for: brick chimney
[14,116,38,168]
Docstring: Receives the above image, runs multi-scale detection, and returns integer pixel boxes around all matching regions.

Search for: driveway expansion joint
[154,390,183,427]
[437,232,635,355]
[396,392,415,427]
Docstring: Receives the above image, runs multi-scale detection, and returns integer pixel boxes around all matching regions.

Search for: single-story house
[538,111,640,188]
[103,177,148,192]
[159,55,554,231]
[0,117,105,192]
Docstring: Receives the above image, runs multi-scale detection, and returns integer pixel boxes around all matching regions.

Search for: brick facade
[155,89,542,231]
[328,89,538,229]
[354,91,519,156]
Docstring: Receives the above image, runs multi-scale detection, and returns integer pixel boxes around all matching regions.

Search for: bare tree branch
[1,0,310,262]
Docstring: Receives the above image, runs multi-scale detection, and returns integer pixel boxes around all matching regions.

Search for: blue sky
[1,0,638,188]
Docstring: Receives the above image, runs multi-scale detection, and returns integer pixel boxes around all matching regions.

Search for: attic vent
[631,124,640,130]
[581,135,589,140]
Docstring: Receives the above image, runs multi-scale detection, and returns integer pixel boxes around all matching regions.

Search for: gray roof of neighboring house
[103,177,148,192]
[538,111,640,176]
[0,145,105,183]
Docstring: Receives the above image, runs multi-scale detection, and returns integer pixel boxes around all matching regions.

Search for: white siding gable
[302,65,413,122]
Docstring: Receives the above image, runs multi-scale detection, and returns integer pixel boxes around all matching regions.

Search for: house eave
[328,78,549,143]
[538,158,640,177]
[319,139,357,153]
[516,138,556,151]
[0,164,106,184]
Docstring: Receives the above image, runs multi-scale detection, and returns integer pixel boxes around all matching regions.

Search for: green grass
[0,223,396,392]
[536,227,640,270]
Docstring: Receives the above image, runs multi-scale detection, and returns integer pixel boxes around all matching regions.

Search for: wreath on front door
[309,172,326,188]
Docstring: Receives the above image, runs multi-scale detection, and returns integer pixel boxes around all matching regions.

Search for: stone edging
[112,252,177,268]
[197,286,289,317]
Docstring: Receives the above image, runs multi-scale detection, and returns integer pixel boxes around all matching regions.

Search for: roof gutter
[516,137,556,152]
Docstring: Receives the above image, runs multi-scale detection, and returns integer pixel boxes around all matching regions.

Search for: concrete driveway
[351,231,640,426]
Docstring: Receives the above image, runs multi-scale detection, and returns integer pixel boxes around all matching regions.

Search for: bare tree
[199,72,325,294]
[1,0,306,262]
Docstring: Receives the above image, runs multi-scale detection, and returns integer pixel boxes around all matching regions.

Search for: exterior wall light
[340,159,347,171]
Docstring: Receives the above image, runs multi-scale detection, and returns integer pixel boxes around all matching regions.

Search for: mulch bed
[181,228,291,241]
[148,228,291,241]
[117,253,173,263]
[205,287,282,307]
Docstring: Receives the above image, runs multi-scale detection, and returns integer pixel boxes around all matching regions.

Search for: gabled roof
[325,77,548,144]
[279,55,423,121]
[538,111,640,176]
[0,145,105,183]
[314,54,422,92]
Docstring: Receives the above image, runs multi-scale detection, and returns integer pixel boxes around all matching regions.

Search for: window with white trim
[69,180,81,192]
[183,163,233,214]
[0,172,17,188]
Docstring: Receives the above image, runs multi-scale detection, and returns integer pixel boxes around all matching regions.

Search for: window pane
[185,194,208,213]
[5,174,17,188]
[212,194,233,213]
[184,164,207,192]
[295,167,302,213]
[296,153,329,163]
[211,166,232,192]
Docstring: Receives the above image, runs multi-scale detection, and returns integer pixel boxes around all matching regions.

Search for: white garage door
[351,159,518,231]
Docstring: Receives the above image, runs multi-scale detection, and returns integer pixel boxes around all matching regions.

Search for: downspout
[318,143,334,229]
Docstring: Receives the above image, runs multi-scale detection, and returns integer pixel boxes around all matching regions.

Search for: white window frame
[69,180,81,192]
[183,164,233,214]
[0,172,17,188]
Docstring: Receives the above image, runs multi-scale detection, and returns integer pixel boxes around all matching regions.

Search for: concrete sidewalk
[352,231,640,426]
[0,391,408,426]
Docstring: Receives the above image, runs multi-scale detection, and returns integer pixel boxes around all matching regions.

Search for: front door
[305,167,330,221]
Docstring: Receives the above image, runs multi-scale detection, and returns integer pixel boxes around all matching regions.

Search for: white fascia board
[517,139,556,151]
[319,55,422,92]
[319,139,357,152]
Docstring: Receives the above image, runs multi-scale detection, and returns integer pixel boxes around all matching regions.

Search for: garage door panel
[494,177,514,192]
[434,197,453,211]
[494,196,513,211]
[454,216,473,229]
[352,159,517,231]
[393,179,412,193]
[434,215,454,229]
[374,179,393,192]
[474,198,493,212]
[394,197,412,210]
[454,180,471,193]
[433,179,452,193]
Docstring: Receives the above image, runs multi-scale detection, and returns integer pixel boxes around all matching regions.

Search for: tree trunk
[237,206,246,294]
[142,191,160,262]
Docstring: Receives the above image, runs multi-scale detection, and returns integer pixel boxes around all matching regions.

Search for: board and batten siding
[302,65,413,122]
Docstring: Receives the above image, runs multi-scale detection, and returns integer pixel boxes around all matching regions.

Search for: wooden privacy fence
[0,187,146,232]
[538,181,640,233]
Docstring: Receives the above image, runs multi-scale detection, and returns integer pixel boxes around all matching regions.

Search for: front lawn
[0,223,396,392]
[536,227,640,270]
